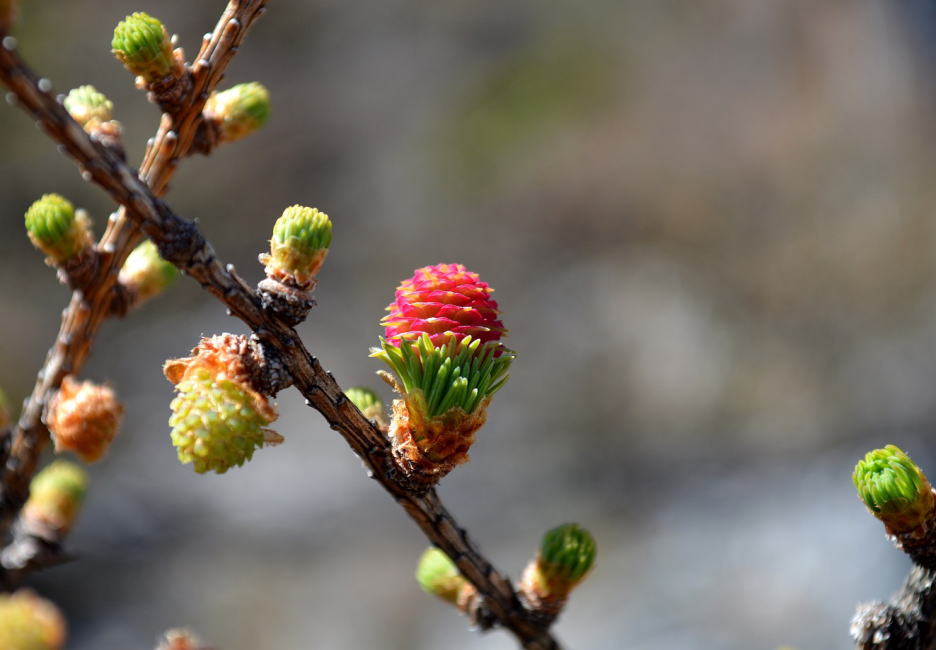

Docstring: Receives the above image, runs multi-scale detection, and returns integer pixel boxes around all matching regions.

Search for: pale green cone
[169,367,276,474]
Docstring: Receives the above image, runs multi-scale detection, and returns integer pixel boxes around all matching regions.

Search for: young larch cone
[0,590,66,650]
[372,264,514,487]
[164,335,281,474]
[22,461,87,537]
[382,263,505,348]
[46,376,122,463]
[518,524,597,619]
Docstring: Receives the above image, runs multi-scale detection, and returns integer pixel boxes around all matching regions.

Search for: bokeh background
[3,1,936,648]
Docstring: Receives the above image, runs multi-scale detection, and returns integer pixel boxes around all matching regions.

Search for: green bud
[854,445,935,532]
[24,194,92,264]
[24,461,87,535]
[415,547,466,604]
[119,240,177,304]
[112,12,174,81]
[204,82,271,143]
[345,387,384,421]
[63,85,113,129]
[260,205,332,286]
[538,523,596,587]
[0,590,66,650]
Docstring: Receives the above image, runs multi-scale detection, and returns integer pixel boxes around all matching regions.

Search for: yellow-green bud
[23,461,87,536]
[854,445,935,533]
[260,205,332,287]
[204,82,271,143]
[415,547,466,605]
[0,590,66,650]
[112,12,174,81]
[24,194,92,264]
[63,86,113,129]
[119,240,178,304]
[345,387,384,422]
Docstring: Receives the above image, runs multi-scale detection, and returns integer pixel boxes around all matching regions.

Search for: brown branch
[853,566,936,649]
[0,12,563,649]
[0,0,269,555]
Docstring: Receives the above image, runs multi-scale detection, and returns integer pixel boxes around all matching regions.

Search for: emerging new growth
[372,264,514,485]
[853,444,935,534]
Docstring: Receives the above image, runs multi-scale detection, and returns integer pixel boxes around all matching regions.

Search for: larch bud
[112,12,176,82]
[519,524,597,617]
[345,386,384,422]
[415,547,467,605]
[119,240,178,304]
[23,461,87,536]
[47,376,122,463]
[24,194,92,265]
[0,590,66,650]
[63,85,113,129]
[204,82,271,144]
[260,205,332,288]
[854,445,936,534]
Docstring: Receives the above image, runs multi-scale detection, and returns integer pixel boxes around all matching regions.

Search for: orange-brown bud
[47,376,122,462]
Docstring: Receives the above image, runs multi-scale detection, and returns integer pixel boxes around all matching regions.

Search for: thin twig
[0,0,268,552]
[0,16,562,649]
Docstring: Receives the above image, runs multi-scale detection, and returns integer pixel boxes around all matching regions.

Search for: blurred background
[2,0,936,648]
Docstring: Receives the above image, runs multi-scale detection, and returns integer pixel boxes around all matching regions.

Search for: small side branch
[0,0,269,554]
